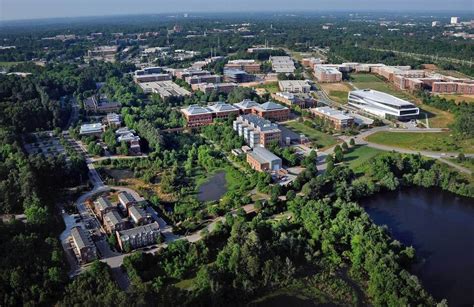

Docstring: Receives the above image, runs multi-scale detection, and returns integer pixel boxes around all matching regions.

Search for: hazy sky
[1,0,473,21]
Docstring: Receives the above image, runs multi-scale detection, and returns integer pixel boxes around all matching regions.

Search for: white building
[451,17,460,24]
[348,89,419,119]
[79,123,104,136]
[278,80,311,93]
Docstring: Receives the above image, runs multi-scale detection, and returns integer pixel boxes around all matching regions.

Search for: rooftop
[313,106,354,121]
[95,197,113,211]
[248,146,282,164]
[79,123,103,134]
[118,221,160,238]
[350,89,415,107]
[207,102,239,113]
[234,99,259,109]
[240,114,279,132]
[255,101,289,111]
[104,210,124,226]
[71,226,94,250]
[118,191,136,204]
[129,204,147,221]
[181,104,213,115]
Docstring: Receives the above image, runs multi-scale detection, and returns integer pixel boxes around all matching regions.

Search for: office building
[302,57,324,68]
[233,114,281,148]
[310,107,354,130]
[79,123,104,136]
[103,210,128,233]
[278,80,311,93]
[195,82,238,94]
[313,66,342,83]
[87,46,117,63]
[252,101,290,121]
[180,105,214,127]
[223,69,255,83]
[106,113,121,127]
[246,146,282,172]
[451,17,460,24]
[348,89,420,119]
[133,73,171,83]
[225,59,261,73]
[233,99,260,114]
[186,74,221,85]
[70,226,97,264]
[84,95,120,113]
[117,222,161,251]
[207,102,240,119]
[138,81,191,99]
[173,69,210,79]
[272,92,315,109]
[270,56,296,73]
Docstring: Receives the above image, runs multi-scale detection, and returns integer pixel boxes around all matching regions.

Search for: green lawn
[350,74,382,83]
[329,90,349,103]
[343,145,384,170]
[350,74,412,100]
[447,158,474,173]
[283,121,338,149]
[366,131,474,154]
[254,81,279,93]
[0,61,22,68]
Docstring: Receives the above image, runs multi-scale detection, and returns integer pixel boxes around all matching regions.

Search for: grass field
[366,131,474,154]
[447,158,474,173]
[0,61,21,68]
[254,81,279,93]
[343,145,384,169]
[436,94,474,104]
[418,104,455,128]
[283,121,338,149]
[319,82,353,104]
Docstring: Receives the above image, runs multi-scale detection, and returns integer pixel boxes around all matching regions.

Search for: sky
[1,0,473,21]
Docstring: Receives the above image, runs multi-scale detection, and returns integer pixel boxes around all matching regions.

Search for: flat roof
[248,146,282,164]
[312,106,353,121]
[350,89,415,107]
[139,81,191,98]
[80,123,103,134]
[239,114,280,132]
[316,66,341,74]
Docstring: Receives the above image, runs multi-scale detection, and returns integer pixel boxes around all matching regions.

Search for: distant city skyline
[1,0,473,21]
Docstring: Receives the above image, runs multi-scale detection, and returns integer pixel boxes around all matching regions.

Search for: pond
[364,187,474,306]
[197,171,228,202]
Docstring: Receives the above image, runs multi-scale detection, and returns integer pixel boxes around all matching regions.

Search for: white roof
[248,147,282,164]
[80,123,103,134]
[313,106,353,121]
[350,89,415,107]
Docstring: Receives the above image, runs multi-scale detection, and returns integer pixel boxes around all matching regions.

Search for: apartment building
[313,66,342,83]
[246,146,282,172]
[128,204,150,226]
[103,210,128,233]
[233,114,282,148]
[310,107,354,130]
[70,226,97,264]
[117,222,161,251]
[94,196,115,220]
[118,191,137,212]
[225,59,261,73]
[252,101,290,121]
[278,80,311,93]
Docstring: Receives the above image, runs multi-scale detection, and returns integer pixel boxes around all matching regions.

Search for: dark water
[197,171,227,202]
[364,188,474,306]
[252,295,336,307]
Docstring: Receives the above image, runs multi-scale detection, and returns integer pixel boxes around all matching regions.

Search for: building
[432,21,441,27]
[310,107,354,130]
[87,46,117,62]
[173,69,210,79]
[233,99,260,114]
[135,67,164,75]
[451,17,460,24]
[94,197,115,220]
[246,146,282,172]
[117,222,161,251]
[314,66,342,83]
[225,59,261,73]
[103,210,128,233]
[186,74,221,85]
[270,56,296,73]
[84,95,120,113]
[106,113,121,127]
[272,92,315,109]
[79,123,104,136]
[118,191,137,212]
[348,89,420,119]
[207,102,240,119]
[278,80,311,93]
[180,105,213,127]
[223,69,255,83]
[70,226,97,264]
[115,127,141,154]
[128,204,150,226]
[302,57,324,68]
[195,82,238,94]
[133,73,171,83]
[138,81,191,99]
[252,101,290,121]
[233,114,281,147]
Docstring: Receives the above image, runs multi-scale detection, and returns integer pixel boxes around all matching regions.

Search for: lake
[197,171,227,202]
[364,187,474,306]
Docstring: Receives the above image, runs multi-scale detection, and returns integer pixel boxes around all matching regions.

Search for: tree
[341,142,349,152]
[349,138,355,146]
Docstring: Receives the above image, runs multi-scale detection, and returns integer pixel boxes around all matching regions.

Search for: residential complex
[233,114,282,147]
[128,204,151,226]
[103,210,128,233]
[118,191,137,212]
[94,196,115,220]
[117,222,161,251]
[348,89,420,119]
[138,81,191,99]
[246,146,282,172]
[270,56,296,73]
[70,226,98,264]
[224,59,261,73]
[278,80,311,93]
[310,107,354,130]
